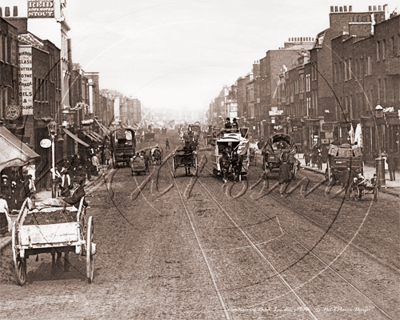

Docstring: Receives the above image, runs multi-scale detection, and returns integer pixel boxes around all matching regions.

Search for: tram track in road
[196,157,396,319]
[166,160,232,320]
[166,157,317,320]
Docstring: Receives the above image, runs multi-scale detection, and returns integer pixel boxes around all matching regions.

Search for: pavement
[0,164,114,254]
[294,154,400,197]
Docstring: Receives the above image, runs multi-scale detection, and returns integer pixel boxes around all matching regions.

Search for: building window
[384,78,387,103]
[348,58,352,80]
[367,56,372,76]
[378,79,381,102]
[4,35,8,63]
[300,75,304,93]
[397,34,400,56]
[354,60,358,81]
[306,74,311,92]
[382,39,386,60]
[390,36,395,57]
[377,41,380,61]
[0,34,2,61]
[344,60,348,81]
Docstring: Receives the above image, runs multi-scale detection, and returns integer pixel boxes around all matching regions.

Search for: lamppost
[47,121,57,198]
[375,105,385,187]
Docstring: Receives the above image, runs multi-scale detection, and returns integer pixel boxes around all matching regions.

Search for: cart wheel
[172,157,176,178]
[373,187,378,202]
[86,216,94,284]
[195,157,198,176]
[12,223,26,286]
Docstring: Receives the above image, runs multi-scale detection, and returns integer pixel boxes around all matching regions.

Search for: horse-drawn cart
[172,149,198,177]
[11,197,96,286]
[262,133,298,179]
[130,156,147,175]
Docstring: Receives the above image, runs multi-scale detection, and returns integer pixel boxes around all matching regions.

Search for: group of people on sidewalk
[0,168,36,237]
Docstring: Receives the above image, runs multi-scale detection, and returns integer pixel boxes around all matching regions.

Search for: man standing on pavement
[0,193,11,236]
[386,150,398,181]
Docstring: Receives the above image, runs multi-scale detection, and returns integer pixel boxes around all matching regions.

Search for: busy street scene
[0,1,399,319]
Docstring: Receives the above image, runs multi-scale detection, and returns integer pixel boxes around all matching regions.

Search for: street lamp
[47,121,57,198]
[375,105,385,187]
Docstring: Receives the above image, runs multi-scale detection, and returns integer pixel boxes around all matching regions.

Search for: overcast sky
[67,1,399,113]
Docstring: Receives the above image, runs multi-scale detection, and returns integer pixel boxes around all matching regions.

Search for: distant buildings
[209,4,400,161]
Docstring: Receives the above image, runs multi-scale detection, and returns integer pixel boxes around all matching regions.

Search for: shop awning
[0,126,41,172]
[82,131,100,143]
[63,128,90,147]
[95,119,111,135]
[91,131,104,142]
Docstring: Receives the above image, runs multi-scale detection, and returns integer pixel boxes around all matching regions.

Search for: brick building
[331,12,400,162]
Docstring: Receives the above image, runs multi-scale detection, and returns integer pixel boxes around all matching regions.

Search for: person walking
[386,150,398,181]
[91,153,100,175]
[165,138,170,150]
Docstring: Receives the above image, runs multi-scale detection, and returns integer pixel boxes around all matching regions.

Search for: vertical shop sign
[19,46,33,116]
[28,0,55,18]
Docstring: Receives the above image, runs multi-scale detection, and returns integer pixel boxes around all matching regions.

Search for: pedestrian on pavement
[1,175,11,204]
[0,193,11,236]
[165,138,170,150]
[91,153,100,175]
[104,147,112,166]
[386,150,398,181]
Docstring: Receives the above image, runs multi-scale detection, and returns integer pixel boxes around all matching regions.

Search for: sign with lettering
[28,0,55,18]
[19,46,33,115]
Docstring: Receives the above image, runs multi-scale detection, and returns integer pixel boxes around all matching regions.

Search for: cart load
[326,143,364,182]
[12,197,96,286]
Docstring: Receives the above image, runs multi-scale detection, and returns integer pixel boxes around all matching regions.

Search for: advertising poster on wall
[28,0,55,18]
[19,46,33,116]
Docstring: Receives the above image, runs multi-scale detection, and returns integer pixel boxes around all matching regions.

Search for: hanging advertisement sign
[28,0,55,18]
[19,46,33,116]
[5,104,21,120]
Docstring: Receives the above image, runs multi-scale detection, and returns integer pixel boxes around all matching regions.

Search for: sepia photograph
[0,0,399,319]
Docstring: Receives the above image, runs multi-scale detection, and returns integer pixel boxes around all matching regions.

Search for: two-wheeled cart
[11,197,96,286]
[172,149,198,177]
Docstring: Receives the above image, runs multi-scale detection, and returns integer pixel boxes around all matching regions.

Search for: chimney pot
[339,6,343,12]
[349,5,352,12]
[378,5,381,11]
[330,6,334,12]
[344,5,347,12]
[369,5,372,11]
[373,5,377,11]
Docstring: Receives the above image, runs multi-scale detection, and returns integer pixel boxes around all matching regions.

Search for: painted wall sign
[28,0,55,18]
[19,46,33,116]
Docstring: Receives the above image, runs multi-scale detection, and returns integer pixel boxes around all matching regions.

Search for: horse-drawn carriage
[261,133,298,179]
[325,143,378,201]
[212,129,250,182]
[151,147,163,165]
[12,197,96,286]
[130,155,147,176]
[113,128,136,168]
[172,149,197,177]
